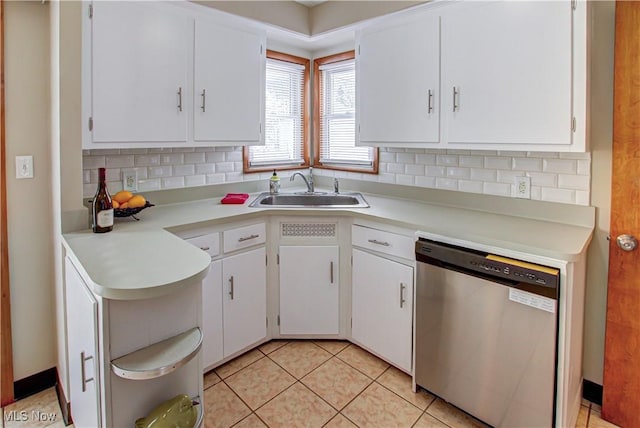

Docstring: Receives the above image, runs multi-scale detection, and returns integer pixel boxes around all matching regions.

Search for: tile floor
[0,340,620,428]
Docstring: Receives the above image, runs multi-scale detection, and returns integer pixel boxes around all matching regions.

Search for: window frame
[313,51,378,174]
[243,50,311,173]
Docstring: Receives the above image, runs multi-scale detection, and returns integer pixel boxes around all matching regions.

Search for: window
[314,51,378,173]
[244,51,309,172]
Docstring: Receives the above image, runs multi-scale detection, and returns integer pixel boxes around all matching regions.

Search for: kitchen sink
[248,192,369,208]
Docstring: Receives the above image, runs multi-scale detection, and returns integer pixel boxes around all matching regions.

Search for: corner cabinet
[356,10,440,146]
[356,0,587,152]
[84,2,265,148]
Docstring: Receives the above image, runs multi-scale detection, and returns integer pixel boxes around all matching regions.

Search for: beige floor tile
[203,382,251,428]
[259,340,289,355]
[336,345,389,379]
[256,382,336,428]
[301,358,372,410]
[414,413,450,428]
[204,370,222,389]
[426,399,487,428]
[226,357,296,410]
[3,388,62,428]
[215,349,264,379]
[377,367,434,410]
[233,413,268,427]
[342,382,422,427]
[323,413,358,428]
[588,411,620,428]
[575,405,589,428]
[269,341,332,379]
[313,340,350,355]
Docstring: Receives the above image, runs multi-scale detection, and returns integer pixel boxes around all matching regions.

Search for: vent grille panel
[281,223,336,238]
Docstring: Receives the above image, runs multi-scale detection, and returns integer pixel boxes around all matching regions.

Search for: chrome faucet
[290,167,314,193]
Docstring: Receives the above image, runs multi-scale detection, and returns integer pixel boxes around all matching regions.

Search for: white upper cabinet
[90,1,192,145]
[194,18,265,144]
[441,1,573,149]
[357,11,440,147]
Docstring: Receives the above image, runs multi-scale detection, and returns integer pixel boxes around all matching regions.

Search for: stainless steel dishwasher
[415,238,560,428]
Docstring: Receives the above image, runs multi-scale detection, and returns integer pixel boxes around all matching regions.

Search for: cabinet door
[357,12,440,146]
[279,246,340,335]
[222,247,267,357]
[194,18,264,144]
[91,2,191,144]
[65,258,101,428]
[441,2,572,146]
[352,249,413,372]
[203,260,223,370]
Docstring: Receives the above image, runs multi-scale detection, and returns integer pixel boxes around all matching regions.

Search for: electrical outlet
[123,170,138,192]
[514,176,531,199]
[16,156,34,179]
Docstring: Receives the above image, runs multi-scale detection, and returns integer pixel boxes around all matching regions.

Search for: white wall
[5,1,56,381]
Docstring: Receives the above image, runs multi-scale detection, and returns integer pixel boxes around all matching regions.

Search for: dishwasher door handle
[399,283,406,308]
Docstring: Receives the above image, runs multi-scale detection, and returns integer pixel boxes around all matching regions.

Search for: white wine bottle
[92,167,113,233]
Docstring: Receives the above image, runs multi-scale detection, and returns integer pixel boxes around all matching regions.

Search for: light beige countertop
[63,184,595,300]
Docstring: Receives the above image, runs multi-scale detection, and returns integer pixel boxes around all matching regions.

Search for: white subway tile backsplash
[134,154,161,167]
[436,177,458,191]
[174,164,196,176]
[446,167,470,179]
[185,175,206,187]
[82,146,592,206]
[483,182,511,197]
[541,187,575,204]
[185,152,206,164]
[148,166,172,178]
[558,174,590,190]
[484,156,511,170]
[436,155,458,166]
[458,180,483,194]
[543,159,577,174]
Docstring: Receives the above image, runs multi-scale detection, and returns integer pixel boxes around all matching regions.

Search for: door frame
[0,0,14,407]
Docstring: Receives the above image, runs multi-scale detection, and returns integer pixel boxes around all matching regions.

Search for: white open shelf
[111,327,202,380]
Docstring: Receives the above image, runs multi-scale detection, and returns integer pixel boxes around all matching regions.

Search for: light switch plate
[514,176,531,199]
[16,156,34,179]
[123,170,138,192]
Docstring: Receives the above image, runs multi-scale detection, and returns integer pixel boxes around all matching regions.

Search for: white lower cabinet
[222,247,267,357]
[351,248,414,373]
[202,260,224,369]
[65,258,101,428]
[279,245,340,335]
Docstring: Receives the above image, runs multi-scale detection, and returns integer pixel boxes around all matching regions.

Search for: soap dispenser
[269,169,280,194]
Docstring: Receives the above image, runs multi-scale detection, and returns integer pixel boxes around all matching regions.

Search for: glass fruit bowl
[114,201,154,220]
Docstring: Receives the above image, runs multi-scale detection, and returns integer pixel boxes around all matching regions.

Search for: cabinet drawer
[352,225,414,260]
[223,223,266,253]
[185,233,220,258]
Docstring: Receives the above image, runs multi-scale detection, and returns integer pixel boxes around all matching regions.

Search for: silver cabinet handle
[399,283,406,308]
[80,351,94,392]
[452,86,459,112]
[330,261,334,284]
[229,276,234,300]
[428,89,434,114]
[238,234,259,243]
[200,89,206,112]
[199,246,210,252]
[177,87,183,112]
[368,239,390,247]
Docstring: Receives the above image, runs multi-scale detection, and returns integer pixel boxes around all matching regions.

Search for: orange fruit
[119,202,129,209]
[112,200,120,209]
[128,195,146,208]
[113,191,133,204]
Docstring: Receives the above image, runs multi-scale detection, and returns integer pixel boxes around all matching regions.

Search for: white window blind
[248,58,305,167]
[319,59,374,167]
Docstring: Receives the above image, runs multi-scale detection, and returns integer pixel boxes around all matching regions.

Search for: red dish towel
[221,193,249,204]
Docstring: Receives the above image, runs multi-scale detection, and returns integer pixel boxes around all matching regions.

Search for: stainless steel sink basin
[248,192,369,208]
